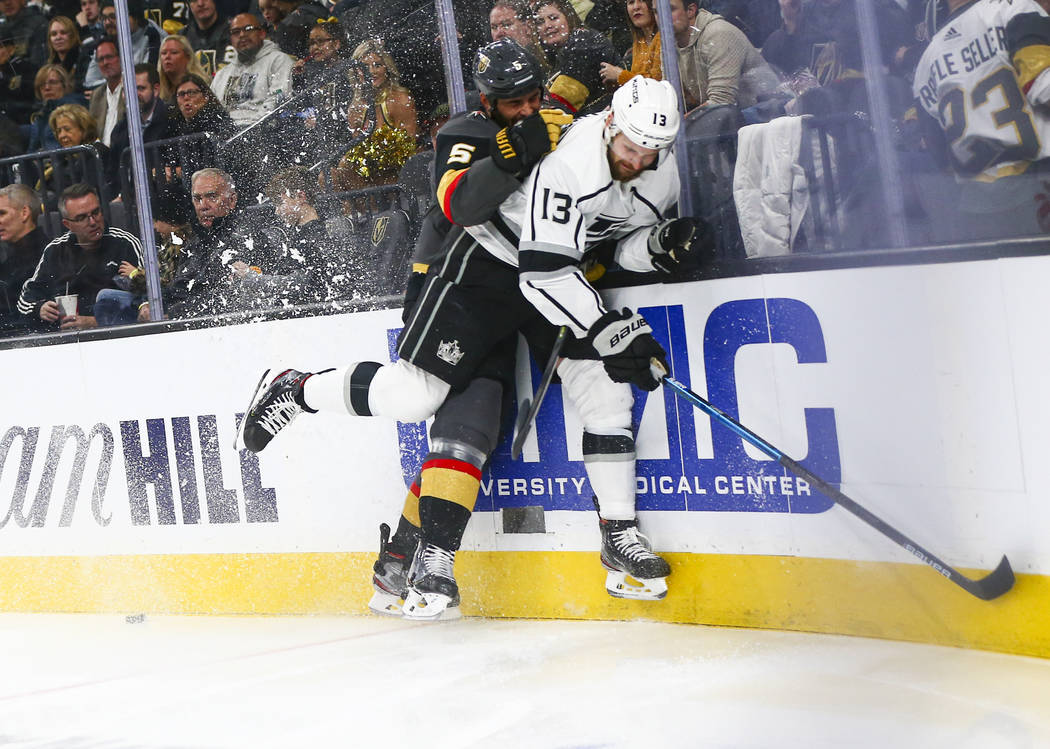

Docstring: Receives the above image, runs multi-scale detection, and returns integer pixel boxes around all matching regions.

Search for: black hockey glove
[490,109,572,176]
[647,217,713,276]
[586,308,669,391]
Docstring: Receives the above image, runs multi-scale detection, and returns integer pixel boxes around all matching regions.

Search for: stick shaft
[662,376,1013,600]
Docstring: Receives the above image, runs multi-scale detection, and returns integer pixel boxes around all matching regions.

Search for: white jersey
[913,0,1050,181]
[466,113,680,338]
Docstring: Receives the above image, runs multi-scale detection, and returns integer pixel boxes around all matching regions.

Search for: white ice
[0,613,1048,748]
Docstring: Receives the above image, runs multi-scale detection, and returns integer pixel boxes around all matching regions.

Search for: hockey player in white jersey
[239,76,711,612]
[913,0,1050,237]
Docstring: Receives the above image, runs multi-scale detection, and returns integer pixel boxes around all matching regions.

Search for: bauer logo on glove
[608,315,650,350]
[587,308,668,391]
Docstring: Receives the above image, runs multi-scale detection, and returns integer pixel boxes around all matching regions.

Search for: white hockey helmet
[607,77,680,150]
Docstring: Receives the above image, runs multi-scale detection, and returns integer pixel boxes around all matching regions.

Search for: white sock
[301,367,352,414]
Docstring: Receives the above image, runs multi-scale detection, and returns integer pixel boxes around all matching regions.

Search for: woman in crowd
[352,39,417,140]
[158,36,209,104]
[46,16,86,87]
[38,103,101,193]
[292,18,373,160]
[598,0,662,87]
[335,39,417,188]
[171,74,236,141]
[27,64,88,153]
[532,0,618,113]
[48,103,98,149]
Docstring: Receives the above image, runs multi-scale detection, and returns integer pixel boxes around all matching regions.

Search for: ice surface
[0,613,1047,748]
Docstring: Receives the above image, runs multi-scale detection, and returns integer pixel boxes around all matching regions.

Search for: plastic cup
[55,294,77,317]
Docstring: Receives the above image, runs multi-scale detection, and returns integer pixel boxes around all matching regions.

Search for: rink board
[0,258,1048,657]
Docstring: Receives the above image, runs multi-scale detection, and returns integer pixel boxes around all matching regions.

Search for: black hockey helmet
[472,39,543,102]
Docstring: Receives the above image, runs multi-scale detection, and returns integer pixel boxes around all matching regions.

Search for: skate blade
[233,368,272,450]
[605,570,668,601]
[402,590,462,621]
[367,589,405,617]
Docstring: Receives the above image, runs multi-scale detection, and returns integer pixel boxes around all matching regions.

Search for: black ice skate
[599,516,671,600]
[402,542,461,621]
[237,369,317,453]
[368,523,419,616]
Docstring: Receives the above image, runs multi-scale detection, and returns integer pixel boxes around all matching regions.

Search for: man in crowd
[83,0,167,90]
[107,63,176,191]
[141,168,276,320]
[87,38,124,147]
[16,183,143,330]
[0,184,46,324]
[671,0,779,111]
[182,0,233,73]
[210,12,293,127]
[0,0,47,67]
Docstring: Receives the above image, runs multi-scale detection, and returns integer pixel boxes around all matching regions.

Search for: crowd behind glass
[0,0,1021,335]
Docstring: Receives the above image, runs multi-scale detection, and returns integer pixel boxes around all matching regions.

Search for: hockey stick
[511,326,568,460]
[660,374,1015,601]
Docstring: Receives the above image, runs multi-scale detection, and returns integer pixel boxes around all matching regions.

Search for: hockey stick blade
[661,375,1015,601]
[511,327,567,460]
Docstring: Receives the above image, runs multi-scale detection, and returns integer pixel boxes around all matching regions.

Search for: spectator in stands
[46,16,86,87]
[143,168,275,319]
[40,103,101,196]
[0,184,47,324]
[82,0,168,90]
[531,0,619,112]
[598,0,662,86]
[335,38,418,188]
[76,0,104,45]
[158,34,208,102]
[263,165,343,303]
[267,0,326,60]
[211,13,293,126]
[172,73,235,138]
[762,0,911,116]
[671,0,779,111]
[87,38,124,146]
[16,182,143,330]
[108,63,176,190]
[258,0,286,32]
[489,0,549,72]
[181,0,233,75]
[0,34,39,126]
[27,63,87,152]
[48,102,96,148]
[0,0,48,67]
[572,0,632,55]
[290,18,368,159]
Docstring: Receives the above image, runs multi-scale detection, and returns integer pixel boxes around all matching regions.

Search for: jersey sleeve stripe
[437,168,468,223]
[519,239,583,260]
[524,279,589,332]
[630,187,664,220]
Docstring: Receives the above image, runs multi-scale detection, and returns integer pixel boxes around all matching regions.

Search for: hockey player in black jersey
[239,69,707,618]
[367,40,571,619]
